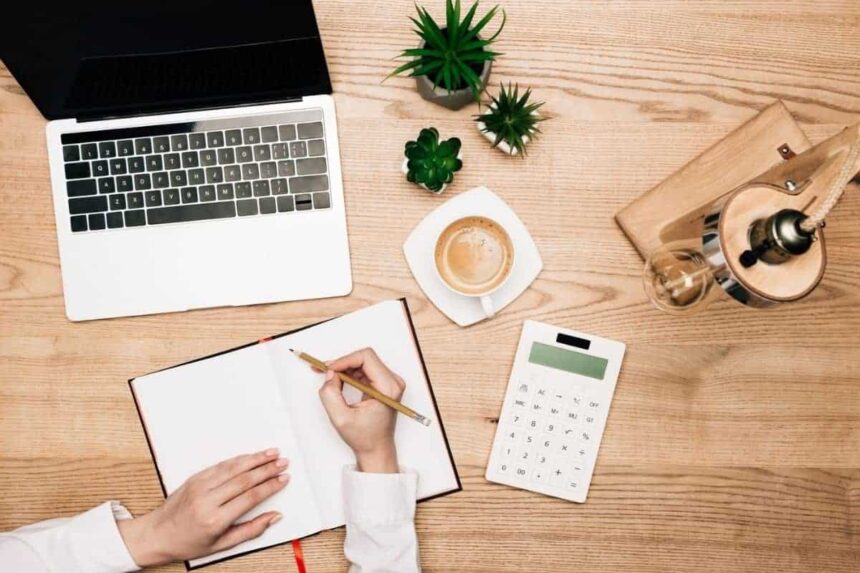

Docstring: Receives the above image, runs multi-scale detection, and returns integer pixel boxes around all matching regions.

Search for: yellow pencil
[290,349,432,427]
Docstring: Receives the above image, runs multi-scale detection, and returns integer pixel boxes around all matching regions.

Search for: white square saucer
[403,187,543,327]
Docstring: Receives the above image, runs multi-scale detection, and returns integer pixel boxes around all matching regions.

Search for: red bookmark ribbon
[292,539,307,573]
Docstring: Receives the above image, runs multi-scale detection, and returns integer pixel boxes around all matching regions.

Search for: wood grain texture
[1,1,859,571]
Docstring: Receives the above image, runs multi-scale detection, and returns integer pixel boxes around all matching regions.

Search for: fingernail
[264,448,279,457]
[325,370,334,381]
[278,473,291,483]
[269,513,282,526]
[275,457,289,468]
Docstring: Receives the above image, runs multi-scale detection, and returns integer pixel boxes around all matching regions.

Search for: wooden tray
[615,101,812,259]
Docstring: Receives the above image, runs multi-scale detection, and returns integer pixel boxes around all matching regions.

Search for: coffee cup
[434,215,515,317]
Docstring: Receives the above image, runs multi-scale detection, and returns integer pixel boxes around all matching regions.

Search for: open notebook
[130,299,461,569]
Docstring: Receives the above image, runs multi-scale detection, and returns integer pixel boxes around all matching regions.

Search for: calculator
[485,320,626,503]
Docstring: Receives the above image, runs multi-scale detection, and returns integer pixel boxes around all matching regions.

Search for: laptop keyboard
[59,110,332,233]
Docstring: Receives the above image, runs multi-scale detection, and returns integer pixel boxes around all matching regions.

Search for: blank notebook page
[265,299,459,529]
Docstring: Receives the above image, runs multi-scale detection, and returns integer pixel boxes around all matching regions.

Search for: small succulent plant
[404,127,463,193]
[390,0,505,99]
[476,83,545,156]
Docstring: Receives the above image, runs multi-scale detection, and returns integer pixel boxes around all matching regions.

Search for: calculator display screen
[528,342,608,380]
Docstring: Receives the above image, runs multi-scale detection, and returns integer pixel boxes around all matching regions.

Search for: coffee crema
[434,216,514,296]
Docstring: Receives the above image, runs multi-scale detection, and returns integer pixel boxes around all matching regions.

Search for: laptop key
[253,180,270,197]
[278,160,295,177]
[128,157,146,173]
[81,143,98,160]
[200,149,217,166]
[188,169,205,185]
[189,133,207,150]
[181,187,198,203]
[170,170,188,187]
[278,124,297,141]
[163,188,181,205]
[271,143,289,159]
[237,199,258,216]
[206,131,225,147]
[253,145,270,161]
[153,136,171,153]
[65,162,90,179]
[147,201,236,225]
[235,182,252,198]
[206,167,223,184]
[295,194,313,211]
[134,174,151,190]
[164,153,181,170]
[63,145,80,162]
[260,161,277,179]
[182,151,200,168]
[69,196,108,215]
[125,210,146,227]
[117,140,135,156]
[170,134,188,151]
[296,157,327,175]
[99,141,116,158]
[236,146,252,162]
[92,160,109,177]
[110,158,127,175]
[276,195,295,212]
[67,179,97,197]
[241,163,260,180]
[224,165,241,182]
[146,155,163,171]
[307,139,325,156]
[127,192,145,209]
[243,128,260,144]
[106,212,124,229]
[218,147,235,165]
[225,129,242,146]
[216,183,234,200]
[134,138,152,155]
[259,197,276,214]
[199,185,216,202]
[290,141,307,158]
[88,213,106,230]
[70,215,88,232]
[117,176,133,192]
[98,177,115,194]
[261,126,278,143]
[297,122,323,140]
[109,194,126,210]
[271,178,289,195]
[145,191,163,207]
[289,174,328,194]
[153,172,169,188]
[313,192,331,210]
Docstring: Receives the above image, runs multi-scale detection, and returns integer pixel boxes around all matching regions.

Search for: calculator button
[547,405,562,417]
[521,433,536,447]
[516,447,534,463]
[535,453,549,466]
[530,468,549,484]
[565,479,581,492]
[512,398,527,409]
[526,417,541,431]
[538,437,553,452]
[549,467,566,487]
[497,462,511,475]
[530,402,545,414]
[588,400,601,409]
[503,429,518,442]
[514,466,529,478]
[583,414,598,427]
[565,410,581,424]
[498,443,515,459]
[557,439,572,456]
[516,382,530,395]
[562,425,577,438]
[543,421,558,434]
[508,411,524,426]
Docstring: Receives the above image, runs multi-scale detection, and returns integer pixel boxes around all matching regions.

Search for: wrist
[355,442,398,474]
[117,510,174,568]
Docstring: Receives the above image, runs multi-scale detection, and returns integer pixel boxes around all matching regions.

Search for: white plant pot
[402,151,463,194]
[476,108,539,156]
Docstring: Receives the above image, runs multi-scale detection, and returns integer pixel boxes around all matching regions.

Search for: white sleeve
[342,467,421,573]
[0,502,140,573]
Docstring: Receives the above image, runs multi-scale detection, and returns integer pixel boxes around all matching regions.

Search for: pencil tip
[288,348,295,353]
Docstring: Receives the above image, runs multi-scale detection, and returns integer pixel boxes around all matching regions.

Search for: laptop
[0,1,352,321]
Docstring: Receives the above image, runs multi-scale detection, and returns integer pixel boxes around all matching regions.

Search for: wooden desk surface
[1,1,859,571]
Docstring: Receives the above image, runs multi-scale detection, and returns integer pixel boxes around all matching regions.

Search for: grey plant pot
[414,42,493,110]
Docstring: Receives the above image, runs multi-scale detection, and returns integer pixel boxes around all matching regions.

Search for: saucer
[403,187,543,326]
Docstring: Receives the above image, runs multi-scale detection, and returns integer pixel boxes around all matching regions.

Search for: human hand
[318,348,405,474]
[117,449,290,568]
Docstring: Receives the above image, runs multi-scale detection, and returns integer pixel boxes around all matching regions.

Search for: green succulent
[404,127,463,193]
[389,0,505,99]
[476,83,545,156]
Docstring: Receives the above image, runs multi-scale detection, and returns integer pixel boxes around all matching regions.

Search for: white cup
[433,216,515,318]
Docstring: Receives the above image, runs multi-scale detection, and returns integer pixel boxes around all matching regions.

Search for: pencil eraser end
[417,415,432,427]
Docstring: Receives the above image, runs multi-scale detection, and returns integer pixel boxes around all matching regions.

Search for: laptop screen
[0,0,332,120]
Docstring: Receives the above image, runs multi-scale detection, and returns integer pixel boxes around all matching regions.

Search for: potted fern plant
[402,127,463,193]
[475,83,545,156]
[389,0,505,110]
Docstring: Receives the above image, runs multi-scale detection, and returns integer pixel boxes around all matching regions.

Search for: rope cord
[799,135,860,232]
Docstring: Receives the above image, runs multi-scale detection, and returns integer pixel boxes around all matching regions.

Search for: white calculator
[485,320,626,503]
